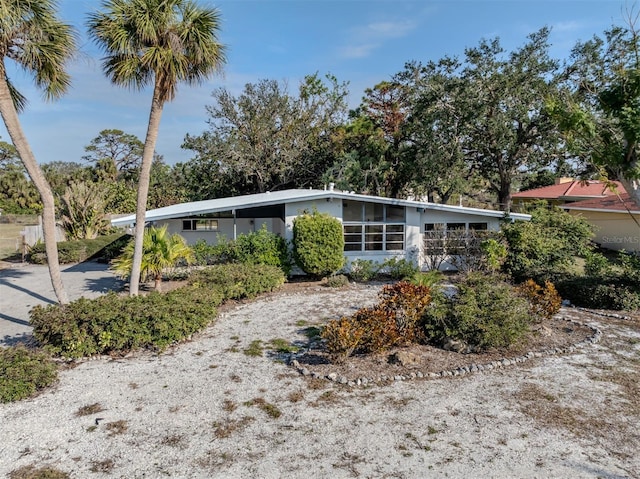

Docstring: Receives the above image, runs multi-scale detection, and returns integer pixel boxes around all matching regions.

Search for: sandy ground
[1,266,639,478]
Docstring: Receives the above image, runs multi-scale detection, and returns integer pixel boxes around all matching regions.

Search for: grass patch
[267,338,300,354]
[0,347,58,403]
[243,340,264,357]
[243,397,282,419]
[75,403,104,417]
[105,420,128,436]
[213,416,254,439]
[8,465,69,479]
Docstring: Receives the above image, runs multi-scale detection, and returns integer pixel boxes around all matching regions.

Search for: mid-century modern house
[111,187,530,271]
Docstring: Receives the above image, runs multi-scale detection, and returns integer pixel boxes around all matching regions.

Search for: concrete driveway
[0,261,124,346]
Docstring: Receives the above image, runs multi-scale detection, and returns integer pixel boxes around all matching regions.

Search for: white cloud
[339,18,418,60]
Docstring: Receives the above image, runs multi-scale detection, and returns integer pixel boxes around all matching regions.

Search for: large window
[342,201,405,252]
[423,222,488,256]
[182,219,218,231]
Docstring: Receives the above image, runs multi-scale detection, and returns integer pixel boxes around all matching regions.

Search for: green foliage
[480,238,508,274]
[408,270,445,288]
[293,210,345,277]
[31,264,284,358]
[28,233,126,264]
[583,250,612,277]
[324,274,350,288]
[231,225,291,274]
[556,276,640,311]
[445,274,533,350]
[347,259,380,282]
[502,203,594,282]
[59,180,110,240]
[189,263,285,300]
[381,257,419,280]
[111,225,194,290]
[0,347,58,403]
[322,281,431,360]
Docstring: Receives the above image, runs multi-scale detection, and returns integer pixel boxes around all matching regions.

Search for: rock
[327,372,338,381]
[388,350,421,367]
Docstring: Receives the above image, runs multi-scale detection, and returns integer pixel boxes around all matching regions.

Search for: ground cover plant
[0,347,58,403]
[30,264,285,358]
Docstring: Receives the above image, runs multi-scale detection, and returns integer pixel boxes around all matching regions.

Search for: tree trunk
[0,66,69,305]
[620,177,640,208]
[497,175,512,212]
[129,83,165,296]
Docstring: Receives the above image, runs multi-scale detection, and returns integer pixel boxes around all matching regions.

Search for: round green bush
[293,210,345,277]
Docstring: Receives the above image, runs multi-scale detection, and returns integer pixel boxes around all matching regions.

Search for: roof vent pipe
[329,182,335,191]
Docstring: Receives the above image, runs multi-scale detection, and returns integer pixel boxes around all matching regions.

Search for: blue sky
[0,0,631,167]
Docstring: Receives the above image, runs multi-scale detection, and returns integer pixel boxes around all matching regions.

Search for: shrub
[409,270,445,288]
[191,237,229,265]
[28,233,128,264]
[517,279,562,321]
[322,281,431,358]
[0,347,58,403]
[446,274,533,350]
[556,276,640,311]
[189,263,285,299]
[381,257,418,280]
[324,274,350,288]
[232,225,291,275]
[502,202,593,282]
[31,264,284,358]
[322,316,364,362]
[347,259,380,282]
[293,210,344,277]
[583,250,612,277]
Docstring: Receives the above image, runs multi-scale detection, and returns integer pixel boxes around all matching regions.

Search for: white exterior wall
[567,210,640,252]
[284,198,343,242]
[161,217,282,245]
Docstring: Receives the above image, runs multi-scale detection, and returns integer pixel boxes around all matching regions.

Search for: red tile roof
[512,180,624,200]
[562,193,640,213]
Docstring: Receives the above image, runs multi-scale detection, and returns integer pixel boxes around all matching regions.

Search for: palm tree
[111,225,194,291]
[0,0,77,304]
[87,0,226,295]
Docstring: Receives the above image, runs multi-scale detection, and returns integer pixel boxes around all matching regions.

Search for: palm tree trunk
[129,82,165,296]
[0,67,69,305]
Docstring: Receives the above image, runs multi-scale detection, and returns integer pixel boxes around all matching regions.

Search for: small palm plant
[112,225,194,291]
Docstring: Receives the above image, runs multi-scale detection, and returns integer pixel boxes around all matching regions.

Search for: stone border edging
[288,313,602,387]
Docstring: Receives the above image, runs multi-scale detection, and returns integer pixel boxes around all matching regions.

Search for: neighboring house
[111,187,530,271]
[512,178,624,210]
[562,193,640,253]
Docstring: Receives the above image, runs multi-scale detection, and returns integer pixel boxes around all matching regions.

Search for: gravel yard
[1,277,639,478]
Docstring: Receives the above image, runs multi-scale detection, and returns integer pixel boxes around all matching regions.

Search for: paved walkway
[0,261,124,346]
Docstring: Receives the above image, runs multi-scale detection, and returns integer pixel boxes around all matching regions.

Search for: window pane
[447,223,465,231]
[387,224,404,233]
[342,200,362,222]
[365,202,384,222]
[425,223,445,232]
[365,242,383,251]
[469,222,488,230]
[386,242,404,250]
[343,225,362,234]
[365,224,383,234]
[182,220,193,231]
[386,205,404,222]
[386,233,404,242]
[344,243,362,251]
